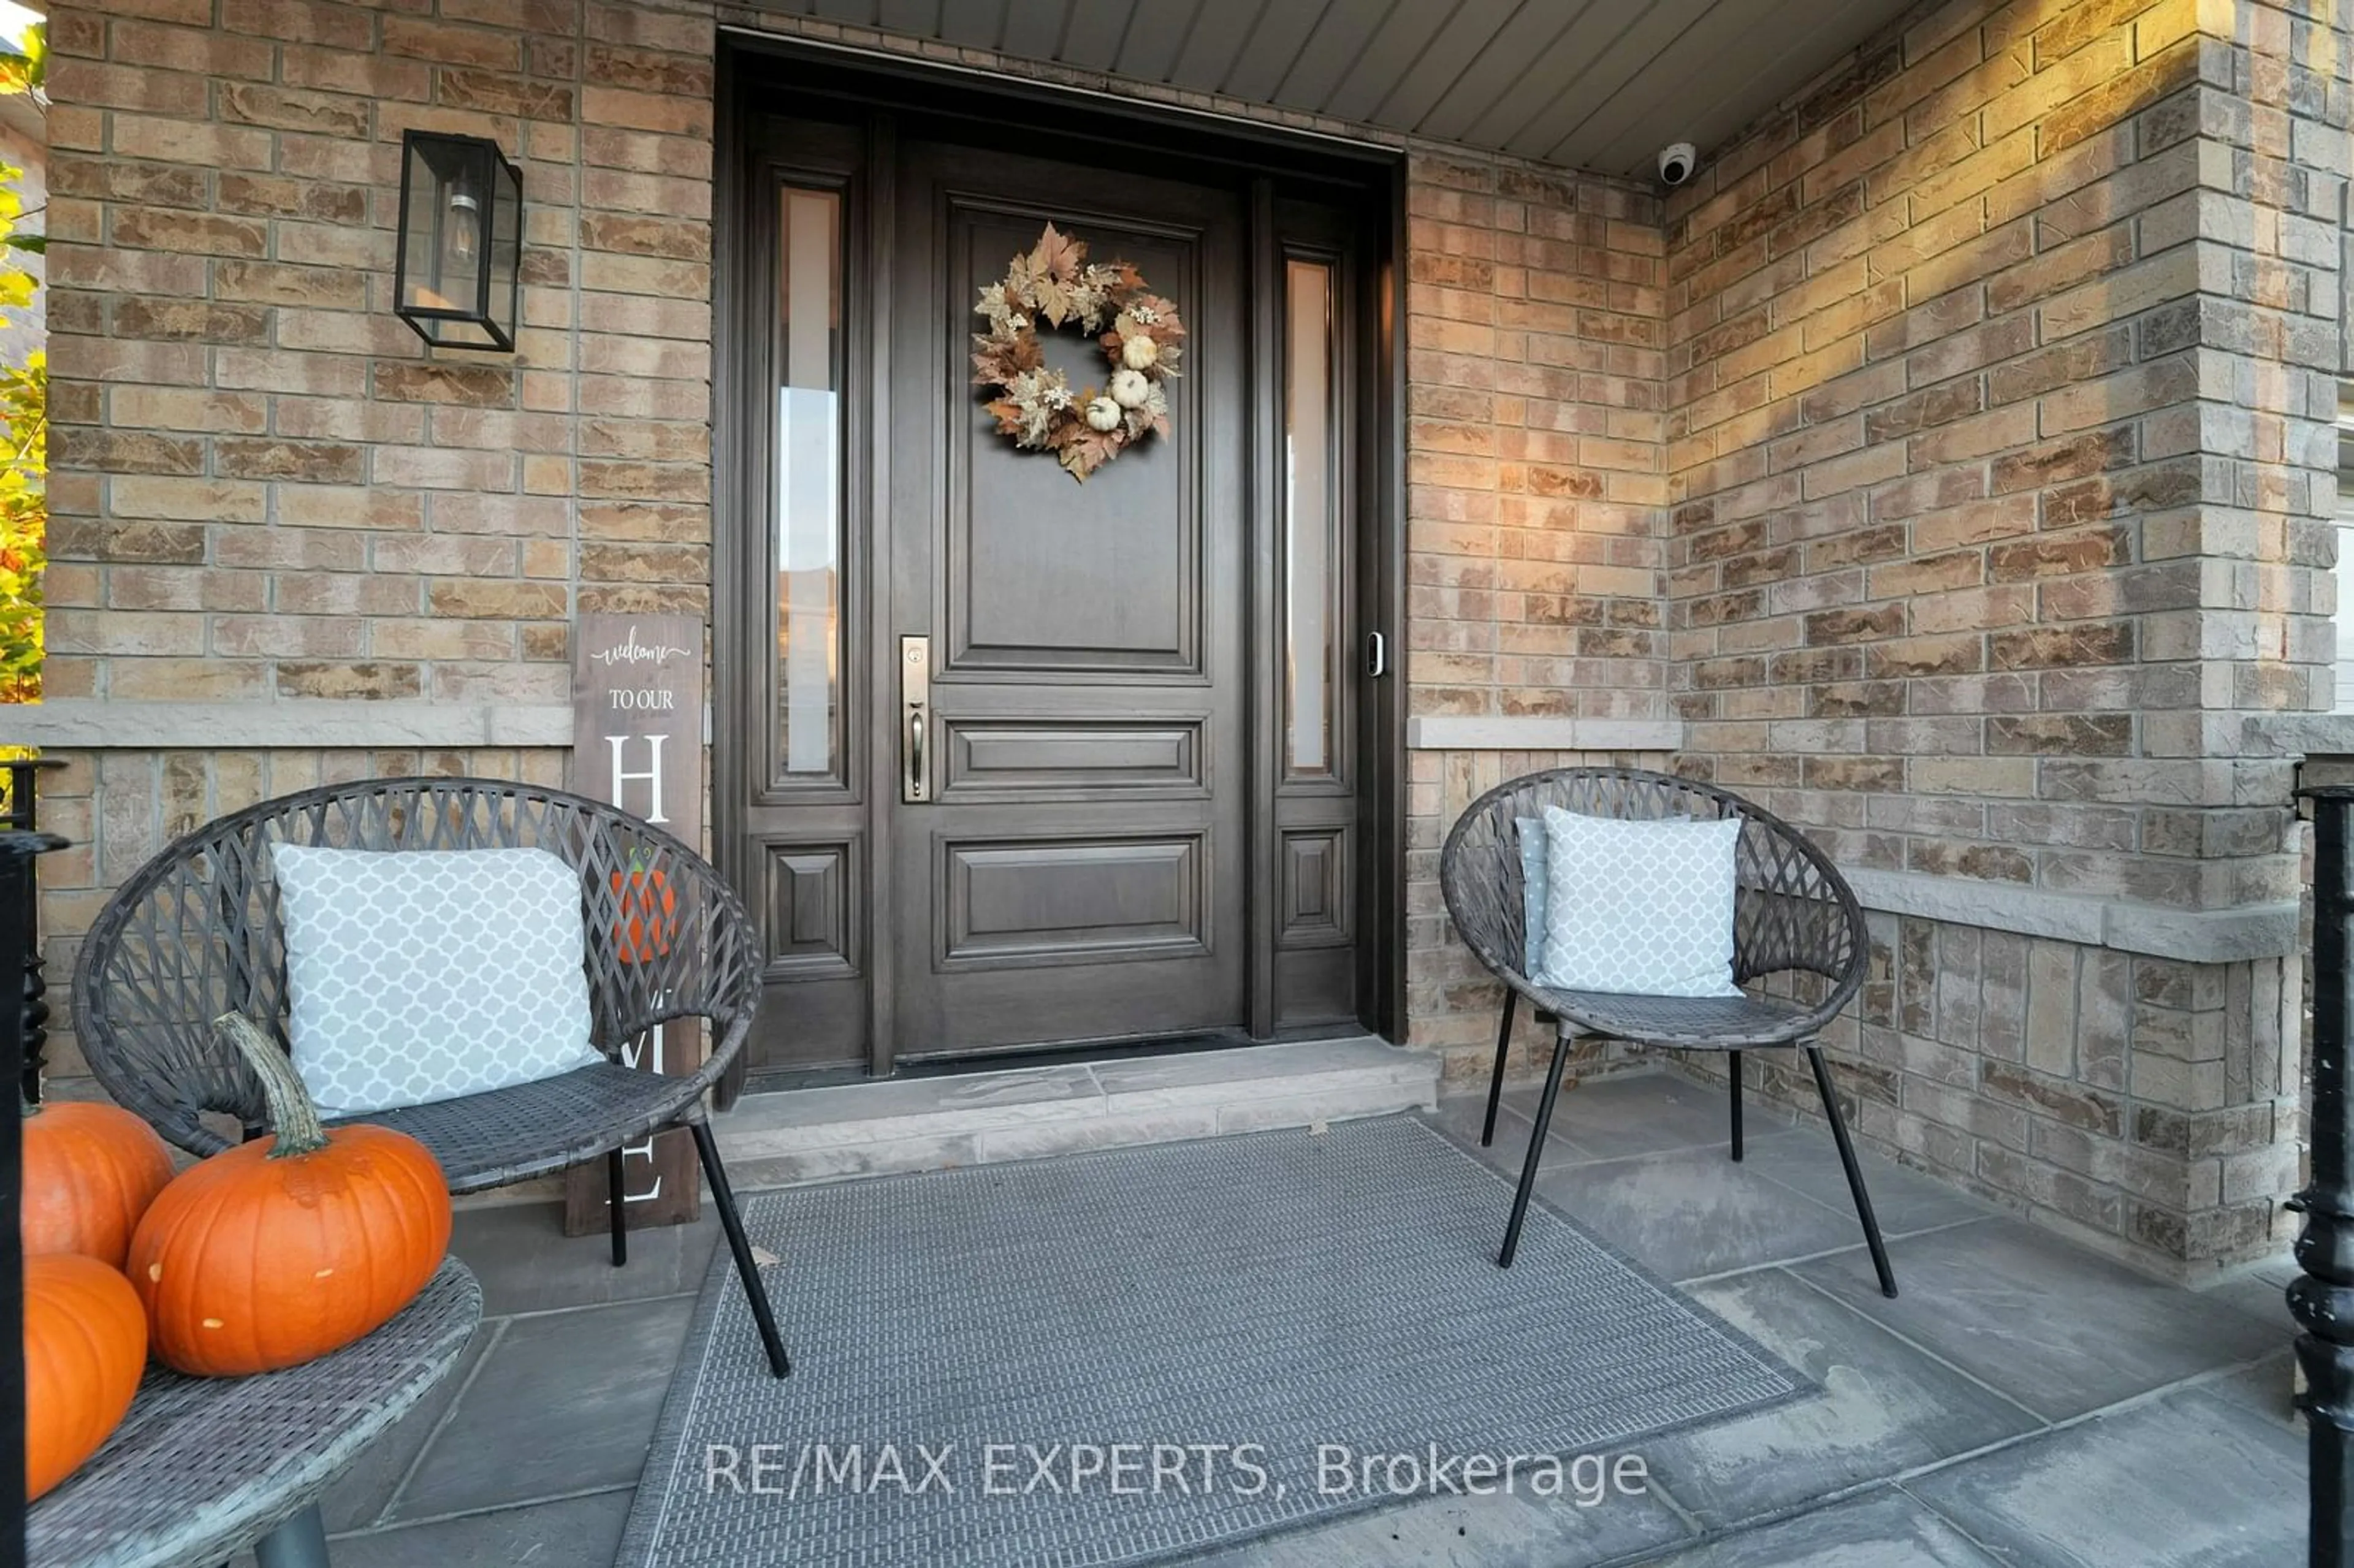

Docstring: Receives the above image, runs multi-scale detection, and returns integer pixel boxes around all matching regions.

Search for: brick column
[1663,0,2345,1276]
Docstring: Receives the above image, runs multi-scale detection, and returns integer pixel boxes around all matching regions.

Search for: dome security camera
[1658,142,1698,187]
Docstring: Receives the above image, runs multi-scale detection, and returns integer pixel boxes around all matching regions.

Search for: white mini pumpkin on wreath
[970,223,1186,482]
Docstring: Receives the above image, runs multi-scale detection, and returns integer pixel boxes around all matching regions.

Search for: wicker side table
[29,1258,482,1568]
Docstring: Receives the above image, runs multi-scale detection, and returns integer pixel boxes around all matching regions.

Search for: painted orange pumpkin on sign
[611,853,676,964]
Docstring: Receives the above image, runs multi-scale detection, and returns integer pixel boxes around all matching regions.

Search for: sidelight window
[1284,257,1338,777]
[774,185,843,780]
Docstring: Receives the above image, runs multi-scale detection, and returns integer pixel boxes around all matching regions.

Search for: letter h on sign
[605,734,670,824]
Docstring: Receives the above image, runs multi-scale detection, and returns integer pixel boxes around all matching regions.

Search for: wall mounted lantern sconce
[392,129,522,351]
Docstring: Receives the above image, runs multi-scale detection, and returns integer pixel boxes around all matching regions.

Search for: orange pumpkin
[128,1014,451,1377]
[611,855,677,964]
[22,1098,176,1269]
[25,1252,147,1501]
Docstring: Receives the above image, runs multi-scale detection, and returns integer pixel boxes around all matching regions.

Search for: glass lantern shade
[392,130,522,351]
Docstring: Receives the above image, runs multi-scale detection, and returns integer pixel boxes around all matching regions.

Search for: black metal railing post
[2295,785,2354,1567]
[1,758,62,1105]
[1,828,64,1568]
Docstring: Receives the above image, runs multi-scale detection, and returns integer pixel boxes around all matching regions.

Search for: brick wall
[1398,151,1678,1070]
[1687,920,2301,1268]
[35,0,719,1077]
[1402,154,1667,728]
[1660,0,2345,1273]
[1667,0,2312,900]
[44,0,718,707]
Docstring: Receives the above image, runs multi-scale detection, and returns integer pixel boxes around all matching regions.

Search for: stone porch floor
[282,1070,2305,1567]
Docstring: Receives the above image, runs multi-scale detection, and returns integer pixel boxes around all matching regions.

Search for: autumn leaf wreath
[971,223,1186,481]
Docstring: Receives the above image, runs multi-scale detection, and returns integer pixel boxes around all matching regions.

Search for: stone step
[714,1036,1438,1189]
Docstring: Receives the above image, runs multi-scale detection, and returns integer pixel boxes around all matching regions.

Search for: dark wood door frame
[712,39,1406,1092]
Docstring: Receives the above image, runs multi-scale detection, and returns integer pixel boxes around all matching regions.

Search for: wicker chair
[1441,766,1895,1296]
[72,776,792,1376]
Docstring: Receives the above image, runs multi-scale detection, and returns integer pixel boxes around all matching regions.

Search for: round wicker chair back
[1439,767,1867,1019]
[72,776,761,1160]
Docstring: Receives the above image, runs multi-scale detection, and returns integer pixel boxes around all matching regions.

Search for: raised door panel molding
[1279,828,1350,950]
[940,832,1208,970]
[939,716,1208,798]
[758,838,861,980]
[944,201,1206,680]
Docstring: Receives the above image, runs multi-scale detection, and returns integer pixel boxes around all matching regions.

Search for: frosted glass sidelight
[777,188,842,779]
[1285,259,1335,777]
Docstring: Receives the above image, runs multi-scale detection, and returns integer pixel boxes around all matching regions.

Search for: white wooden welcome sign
[565,612,704,1235]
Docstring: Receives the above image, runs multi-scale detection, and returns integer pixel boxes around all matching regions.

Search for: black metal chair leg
[1498,1030,1573,1268]
[1805,1045,1897,1298]
[1729,1049,1743,1162]
[1480,989,1518,1147]
[607,1147,628,1268]
[690,1118,793,1377]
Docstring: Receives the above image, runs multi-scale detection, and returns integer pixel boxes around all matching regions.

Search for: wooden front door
[722,70,1388,1082]
[885,144,1248,1059]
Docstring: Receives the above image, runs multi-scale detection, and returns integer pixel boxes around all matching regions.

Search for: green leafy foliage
[0,348,42,704]
[0,18,47,102]
[0,22,42,706]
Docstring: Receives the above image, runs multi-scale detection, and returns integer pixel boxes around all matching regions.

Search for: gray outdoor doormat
[619,1114,1808,1568]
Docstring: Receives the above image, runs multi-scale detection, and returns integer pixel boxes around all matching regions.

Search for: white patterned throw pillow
[1517,816,1548,975]
[1535,807,1743,997]
[273,845,602,1117]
